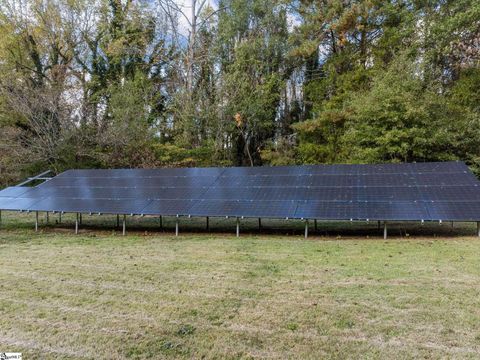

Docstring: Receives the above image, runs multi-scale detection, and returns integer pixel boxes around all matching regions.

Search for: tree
[217,0,289,165]
[0,0,479,183]
[0,0,75,173]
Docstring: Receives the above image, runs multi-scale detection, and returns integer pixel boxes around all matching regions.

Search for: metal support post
[314,219,318,231]
[75,213,79,234]
[116,214,120,228]
[477,222,480,237]
[236,217,240,237]
[175,216,179,236]
[384,221,388,240]
[35,211,39,232]
[160,216,163,230]
[122,215,126,236]
[258,218,262,230]
[46,212,49,224]
[206,216,209,231]
[59,212,62,224]
[79,213,82,225]
[378,220,381,230]
[305,220,309,239]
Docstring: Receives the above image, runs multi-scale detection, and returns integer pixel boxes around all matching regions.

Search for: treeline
[0,0,479,185]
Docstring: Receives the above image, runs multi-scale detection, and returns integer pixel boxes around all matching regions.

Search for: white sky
[172,0,218,36]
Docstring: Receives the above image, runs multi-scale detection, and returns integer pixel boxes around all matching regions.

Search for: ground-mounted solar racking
[1,161,480,238]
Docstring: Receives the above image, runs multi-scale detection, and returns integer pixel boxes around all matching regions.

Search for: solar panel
[28,198,152,214]
[44,176,218,187]
[0,187,32,197]
[1,161,480,222]
[22,186,208,200]
[140,200,196,216]
[58,167,225,178]
[419,186,480,201]
[425,201,480,221]
[293,200,430,221]
[0,197,44,211]
[188,200,298,218]
[414,172,478,186]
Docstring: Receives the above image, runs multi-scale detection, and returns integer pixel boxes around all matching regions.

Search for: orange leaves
[234,112,243,128]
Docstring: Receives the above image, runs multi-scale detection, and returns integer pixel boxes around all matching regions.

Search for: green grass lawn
[1,212,480,359]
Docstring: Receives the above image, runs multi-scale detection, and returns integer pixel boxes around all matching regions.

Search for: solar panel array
[1,161,480,221]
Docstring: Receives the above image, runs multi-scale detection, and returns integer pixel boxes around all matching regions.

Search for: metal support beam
[116,214,120,228]
[175,216,179,236]
[305,220,309,239]
[46,212,49,224]
[314,219,318,231]
[75,213,79,234]
[79,213,82,225]
[477,222,480,237]
[35,211,39,232]
[16,170,52,187]
[258,218,262,230]
[236,217,240,237]
[384,221,388,240]
[206,217,209,231]
[122,215,126,236]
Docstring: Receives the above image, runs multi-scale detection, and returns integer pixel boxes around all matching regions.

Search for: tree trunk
[187,0,197,92]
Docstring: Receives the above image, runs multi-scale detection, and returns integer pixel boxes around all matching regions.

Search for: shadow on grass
[0,211,477,240]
